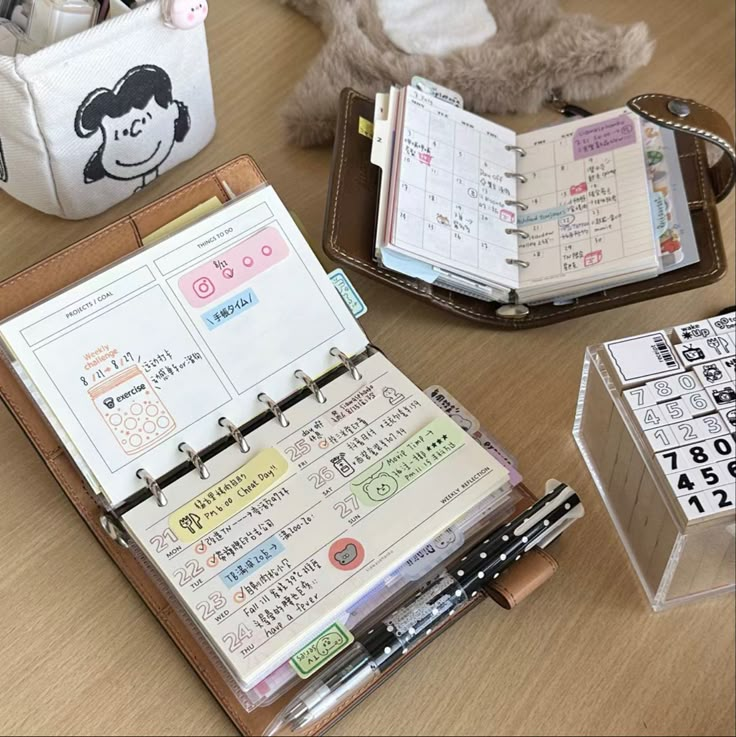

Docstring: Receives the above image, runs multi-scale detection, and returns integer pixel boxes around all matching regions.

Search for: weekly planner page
[0,187,367,506]
[123,352,511,688]
[517,108,658,289]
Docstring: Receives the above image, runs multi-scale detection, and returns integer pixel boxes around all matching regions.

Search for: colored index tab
[351,417,467,507]
[358,117,374,139]
[290,622,354,679]
[169,449,288,542]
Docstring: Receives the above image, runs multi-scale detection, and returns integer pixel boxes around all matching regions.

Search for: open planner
[372,84,698,305]
[0,183,513,692]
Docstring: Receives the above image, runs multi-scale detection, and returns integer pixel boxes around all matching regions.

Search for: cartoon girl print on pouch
[74,64,190,191]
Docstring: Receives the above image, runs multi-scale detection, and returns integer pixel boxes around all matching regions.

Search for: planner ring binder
[505,199,529,211]
[504,172,527,183]
[505,230,530,240]
[137,468,167,507]
[505,145,527,157]
[331,347,362,380]
[258,392,290,428]
[506,258,531,268]
[295,370,327,404]
[219,417,250,454]
[179,442,210,480]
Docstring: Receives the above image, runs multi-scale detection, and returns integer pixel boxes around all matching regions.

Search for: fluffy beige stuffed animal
[280,0,654,146]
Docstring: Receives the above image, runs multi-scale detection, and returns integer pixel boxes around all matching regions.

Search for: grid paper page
[389,86,520,289]
[517,108,658,289]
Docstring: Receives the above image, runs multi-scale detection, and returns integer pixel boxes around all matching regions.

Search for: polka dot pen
[266,481,584,736]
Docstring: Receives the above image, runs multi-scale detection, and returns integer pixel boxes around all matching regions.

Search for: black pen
[266,481,584,736]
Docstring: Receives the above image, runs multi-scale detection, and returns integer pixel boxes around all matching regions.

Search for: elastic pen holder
[0,0,215,219]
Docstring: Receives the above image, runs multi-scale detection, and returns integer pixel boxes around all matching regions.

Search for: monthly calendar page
[389,86,520,290]
[0,187,367,506]
[517,109,659,291]
[123,352,511,687]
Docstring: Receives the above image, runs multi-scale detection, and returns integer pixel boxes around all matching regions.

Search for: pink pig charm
[163,0,209,30]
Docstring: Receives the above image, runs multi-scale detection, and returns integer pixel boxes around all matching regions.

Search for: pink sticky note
[584,250,603,267]
[570,182,588,196]
[418,152,433,165]
[178,226,289,308]
[573,115,637,160]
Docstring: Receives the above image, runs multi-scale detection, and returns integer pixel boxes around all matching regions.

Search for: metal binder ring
[100,514,129,549]
[505,228,530,240]
[506,258,531,268]
[136,468,168,507]
[505,145,527,157]
[330,348,362,381]
[219,418,250,454]
[258,393,290,428]
[295,370,327,404]
[504,172,528,183]
[178,443,210,480]
[504,199,528,212]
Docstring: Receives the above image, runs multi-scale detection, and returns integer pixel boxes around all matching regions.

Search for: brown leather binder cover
[0,156,559,735]
[324,90,734,329]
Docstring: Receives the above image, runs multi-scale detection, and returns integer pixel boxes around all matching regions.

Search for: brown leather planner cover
[0,156,559,736]
[324,90,735,329]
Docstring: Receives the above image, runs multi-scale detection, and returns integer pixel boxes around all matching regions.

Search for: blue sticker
[219,534,285,588]
[201,288,259,330]
[329,268,367,319]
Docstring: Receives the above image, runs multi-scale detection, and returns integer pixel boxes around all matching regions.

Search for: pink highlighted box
[179,227,289,308]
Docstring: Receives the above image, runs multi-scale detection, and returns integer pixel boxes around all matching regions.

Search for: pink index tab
[573,114,637,160]
[178,227,289,308]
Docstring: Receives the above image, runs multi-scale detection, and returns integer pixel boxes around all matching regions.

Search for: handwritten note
[351,417,468,507]
[169,449,288,543]
[123,352,511,688]
[572,114,637,160]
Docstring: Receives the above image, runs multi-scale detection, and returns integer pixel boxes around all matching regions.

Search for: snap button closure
[667,100,691,118]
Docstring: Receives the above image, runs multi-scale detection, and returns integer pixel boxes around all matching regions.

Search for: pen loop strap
[137,468,168,507]
[504,172,527,183]
[505,144,527,157]
[219,417,250,454]
[178,443,210,480]
[504,199,528,211]
[258,393,290,428]
[505,229,530,240]
[295,370,327,404]
[330,348,362,381]
[100,514,129,549]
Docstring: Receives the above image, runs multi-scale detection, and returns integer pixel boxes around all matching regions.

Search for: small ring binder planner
[504,172,527,183]
[219,417,251,454]
[504,199,529,211]
[294,369,327,404]
[506,258,531,268]
[330,347,362,381]
[505,229,531,240]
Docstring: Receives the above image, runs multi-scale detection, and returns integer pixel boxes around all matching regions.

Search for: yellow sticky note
[358,117,374,139]
[142,197,224,246]
[169,449,288,542]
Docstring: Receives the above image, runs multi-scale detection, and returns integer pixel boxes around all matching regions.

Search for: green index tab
[351,417,466,507]
[290,622,354,679]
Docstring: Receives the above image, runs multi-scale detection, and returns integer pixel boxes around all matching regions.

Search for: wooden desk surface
[0,1,734,735]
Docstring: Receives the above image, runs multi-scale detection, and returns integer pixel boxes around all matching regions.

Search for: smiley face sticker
[328,538,365,571]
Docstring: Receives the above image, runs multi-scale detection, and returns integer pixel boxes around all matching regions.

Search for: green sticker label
[351,417,466,508]
[290,622,354,678]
